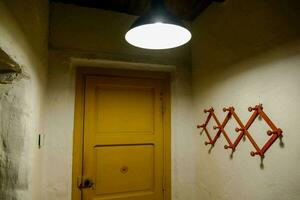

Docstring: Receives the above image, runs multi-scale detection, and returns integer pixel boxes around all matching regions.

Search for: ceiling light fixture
[125,0,192,50]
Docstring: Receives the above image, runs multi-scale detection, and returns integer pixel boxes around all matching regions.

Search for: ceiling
[50,0,224,21]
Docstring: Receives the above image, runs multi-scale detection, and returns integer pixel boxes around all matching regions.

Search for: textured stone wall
[0,0,48,199]
[0,80,29,199]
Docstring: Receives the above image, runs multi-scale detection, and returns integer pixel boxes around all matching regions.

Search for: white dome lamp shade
[125,0,192,50]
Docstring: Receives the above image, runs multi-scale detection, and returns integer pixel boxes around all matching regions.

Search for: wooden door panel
[95,86,155,134]
[95,145,154,195]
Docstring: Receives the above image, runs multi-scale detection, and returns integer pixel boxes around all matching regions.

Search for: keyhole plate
[120,166,129,174]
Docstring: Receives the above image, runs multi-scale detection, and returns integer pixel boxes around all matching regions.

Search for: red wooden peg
[204,107,214,113]
[235,127,243,132]
[197,124,205,129]
[223,107,234,112]
[248,104,263,112]
[267,129,283,136]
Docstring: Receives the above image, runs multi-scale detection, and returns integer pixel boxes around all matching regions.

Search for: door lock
[77,177,94,189]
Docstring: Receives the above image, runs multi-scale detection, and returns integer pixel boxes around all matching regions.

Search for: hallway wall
[192,0,300,200]
[44,3,196,200]
[0,0,49,200]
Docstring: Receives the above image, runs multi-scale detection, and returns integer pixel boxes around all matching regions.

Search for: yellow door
[81,75,166,200]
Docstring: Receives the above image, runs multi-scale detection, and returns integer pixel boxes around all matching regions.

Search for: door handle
[77,177,94,189]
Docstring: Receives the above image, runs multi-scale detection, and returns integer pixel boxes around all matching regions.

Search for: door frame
[72,67,171,200]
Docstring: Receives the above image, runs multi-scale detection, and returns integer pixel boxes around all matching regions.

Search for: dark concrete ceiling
[50,0,224,21]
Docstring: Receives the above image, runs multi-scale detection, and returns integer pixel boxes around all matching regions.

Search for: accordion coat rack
[197,104,283,158]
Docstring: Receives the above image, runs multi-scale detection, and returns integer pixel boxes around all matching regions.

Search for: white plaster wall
[192,0,300,200]
[44,4,195,200]
[0,0,48,200]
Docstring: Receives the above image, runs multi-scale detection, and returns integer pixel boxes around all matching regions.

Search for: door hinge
[161,103,165,115]
[160,92,165,115]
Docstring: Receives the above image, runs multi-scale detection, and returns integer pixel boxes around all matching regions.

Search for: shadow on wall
[196,39,300,95]
[192,0,300,76]
[193,40,300,106]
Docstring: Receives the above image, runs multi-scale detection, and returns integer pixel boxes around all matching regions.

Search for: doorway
[72,68,171,200]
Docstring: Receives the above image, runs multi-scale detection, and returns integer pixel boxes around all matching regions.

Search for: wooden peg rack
[197,104,283,158]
